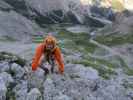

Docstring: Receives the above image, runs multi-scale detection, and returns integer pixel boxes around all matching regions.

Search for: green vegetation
[95,33,133,46]
[32,36,44,43]
[73,59,116,79]
[56,29,97,53]
[0,52,26,66]
[6,83,16,100]
[0,36,17,42]
[115,56,133,76]
[126,68,133,76]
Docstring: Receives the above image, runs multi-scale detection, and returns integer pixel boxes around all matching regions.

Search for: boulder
[13,81,28,100]
[0,10,39,41]
[53,94,71,100]
[0,0,13,11]
[11,63,25,79]
[0,77,7,100]
[26,88,42,100]
[43,78,59,100]
[29,68,45,89]
[0,61,9,72]
[0,72,14,86]
[65,64,99,80]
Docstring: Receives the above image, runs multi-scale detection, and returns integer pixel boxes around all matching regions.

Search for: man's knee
[44,67,49,75]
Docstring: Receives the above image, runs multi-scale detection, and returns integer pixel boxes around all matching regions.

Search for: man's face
[46,44,54,50]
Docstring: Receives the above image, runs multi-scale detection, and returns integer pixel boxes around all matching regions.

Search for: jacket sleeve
[31,44,44,71]
[54,47,64,74]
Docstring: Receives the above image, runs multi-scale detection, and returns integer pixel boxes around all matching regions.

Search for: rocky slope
[0,52,133,100]
[0,0,133,100]
[0,26,133,100]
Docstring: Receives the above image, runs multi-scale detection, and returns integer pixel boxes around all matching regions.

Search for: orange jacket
[31,43,64,74]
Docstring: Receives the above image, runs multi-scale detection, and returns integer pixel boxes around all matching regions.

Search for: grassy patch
[6,83,16,100]
[126,68,133,76]
[0,36,17,42]
[69,54,117,79]
[32,35,44,43]
[56,29,97,53]
[95,33,133,46]
[73,59,116,79]
[0,52,26,67]
[115,56,133,76]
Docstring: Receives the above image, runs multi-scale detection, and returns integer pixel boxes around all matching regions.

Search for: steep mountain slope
[0,0,133,100]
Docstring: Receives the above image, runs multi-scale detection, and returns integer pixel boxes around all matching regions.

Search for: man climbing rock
[31,34,64,75]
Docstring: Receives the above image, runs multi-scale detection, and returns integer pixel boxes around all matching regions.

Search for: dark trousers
[40,57,55,75]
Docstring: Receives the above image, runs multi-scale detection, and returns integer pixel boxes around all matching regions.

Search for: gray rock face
[65,55,82,63]
[0,61,9,72]
[42,64,132,100]
[26,88,42,100]
[13,81,28,100]
[42,64,99,100]
[0,0,110,27]
[0,72,14,87]
[0,72,14,100]
[11,63,25,79]
[65,64,99,80]
[0,77,7,100]
[93,80,131,100]
[25,0,69,13]
[0,54,132,100]
[0,0,12,11]
[53,94,71,100]
[43,78,59,100]
[24,0,84,25]
[29,68,45,89]
[0,10,39,41]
